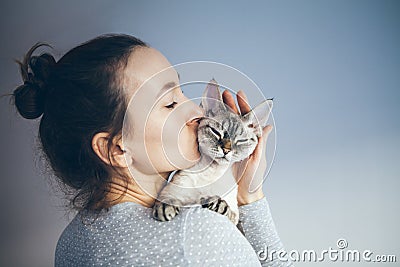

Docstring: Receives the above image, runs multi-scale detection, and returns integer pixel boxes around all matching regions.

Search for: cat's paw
[201,195,240,225]
[200,195,232,218]
[152,199,181,222]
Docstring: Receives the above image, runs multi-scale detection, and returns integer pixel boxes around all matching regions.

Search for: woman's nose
[186,101,204,126]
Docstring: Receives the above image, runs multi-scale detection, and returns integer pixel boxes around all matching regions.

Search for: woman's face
[121,47,204,175]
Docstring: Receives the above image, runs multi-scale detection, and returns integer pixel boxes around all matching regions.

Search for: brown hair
[11,34,148,215]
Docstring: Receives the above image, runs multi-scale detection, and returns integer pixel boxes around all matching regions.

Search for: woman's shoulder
[55,202,167,265]
[179,206,247,246]
[56,202,243,249]
[56,202,240,239]
[55,203,259,266]
[178,206,261,266]
[180,205,237,229]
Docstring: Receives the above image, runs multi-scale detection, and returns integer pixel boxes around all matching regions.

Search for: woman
[12,34,292,266]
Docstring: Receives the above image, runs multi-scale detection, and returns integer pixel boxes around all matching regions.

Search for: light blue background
[0,1,399,266]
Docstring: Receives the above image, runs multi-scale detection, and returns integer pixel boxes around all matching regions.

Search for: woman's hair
[12,34,148,214]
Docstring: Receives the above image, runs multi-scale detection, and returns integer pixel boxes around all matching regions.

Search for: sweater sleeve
[238,197,294,266]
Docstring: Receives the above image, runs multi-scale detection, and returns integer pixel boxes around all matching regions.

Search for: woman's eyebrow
[156,72,181,98]
[156,81,179,99]
[155,71,180,99]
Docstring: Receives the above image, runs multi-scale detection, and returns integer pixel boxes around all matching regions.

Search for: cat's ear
[200,78,226,116]
[242,98,273,137]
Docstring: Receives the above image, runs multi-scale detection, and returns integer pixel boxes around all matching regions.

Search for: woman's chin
[178,136,201,162]
[182,149,201,168]
[190,149,201,162]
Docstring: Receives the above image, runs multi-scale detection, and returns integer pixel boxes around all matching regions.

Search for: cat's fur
[153,79,273,225]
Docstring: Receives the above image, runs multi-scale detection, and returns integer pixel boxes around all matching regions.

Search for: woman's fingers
[250,125,273,161]
[222,89,252,116]
[237,90,251,115]
[247,125,273,193]
[222,90,239,114]
[261,124,274,144]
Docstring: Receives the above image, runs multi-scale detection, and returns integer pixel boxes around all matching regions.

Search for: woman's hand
[222,90,274,206]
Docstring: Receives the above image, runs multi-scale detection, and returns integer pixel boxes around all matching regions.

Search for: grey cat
[152,78,273,227]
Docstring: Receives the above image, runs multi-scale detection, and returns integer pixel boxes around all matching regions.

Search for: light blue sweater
[55,197,293,266]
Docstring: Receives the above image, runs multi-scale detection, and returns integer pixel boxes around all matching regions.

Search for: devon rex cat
[153,78,273,227]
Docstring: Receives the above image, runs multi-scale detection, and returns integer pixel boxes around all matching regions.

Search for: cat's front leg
[152,198,181,222]
[200,195,237,224]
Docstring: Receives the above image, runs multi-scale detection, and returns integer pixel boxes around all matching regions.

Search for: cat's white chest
[174,163,239,223]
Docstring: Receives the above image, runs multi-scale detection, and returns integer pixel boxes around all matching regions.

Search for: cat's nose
[222,139,231,154]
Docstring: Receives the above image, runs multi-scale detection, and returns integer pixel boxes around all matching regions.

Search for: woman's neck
[106,170,169,208]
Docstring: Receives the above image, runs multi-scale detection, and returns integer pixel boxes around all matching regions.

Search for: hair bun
[13,43,56,119]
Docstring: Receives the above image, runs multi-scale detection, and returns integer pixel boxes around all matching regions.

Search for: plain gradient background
[0,0,399,266]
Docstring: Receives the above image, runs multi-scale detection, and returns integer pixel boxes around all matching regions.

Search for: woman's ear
[92,132,132,168]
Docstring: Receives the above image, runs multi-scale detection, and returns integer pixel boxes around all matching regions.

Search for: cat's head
[197,79,273,164]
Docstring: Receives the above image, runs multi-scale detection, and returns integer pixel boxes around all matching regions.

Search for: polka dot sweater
[55,197,293,266]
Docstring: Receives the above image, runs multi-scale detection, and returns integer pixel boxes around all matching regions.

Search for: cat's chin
[214,157,232,165]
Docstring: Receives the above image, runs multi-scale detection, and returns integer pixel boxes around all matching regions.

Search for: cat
[152,78,273,227]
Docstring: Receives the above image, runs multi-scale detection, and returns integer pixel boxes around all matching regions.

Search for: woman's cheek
[179,126,200,163]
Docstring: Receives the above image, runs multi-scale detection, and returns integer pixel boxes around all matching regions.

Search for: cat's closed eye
[208,126,221,139]
[235,139,248,145]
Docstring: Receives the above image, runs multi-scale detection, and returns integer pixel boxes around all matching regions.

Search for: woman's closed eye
[165,101,177,109]
[164,89,184,109]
